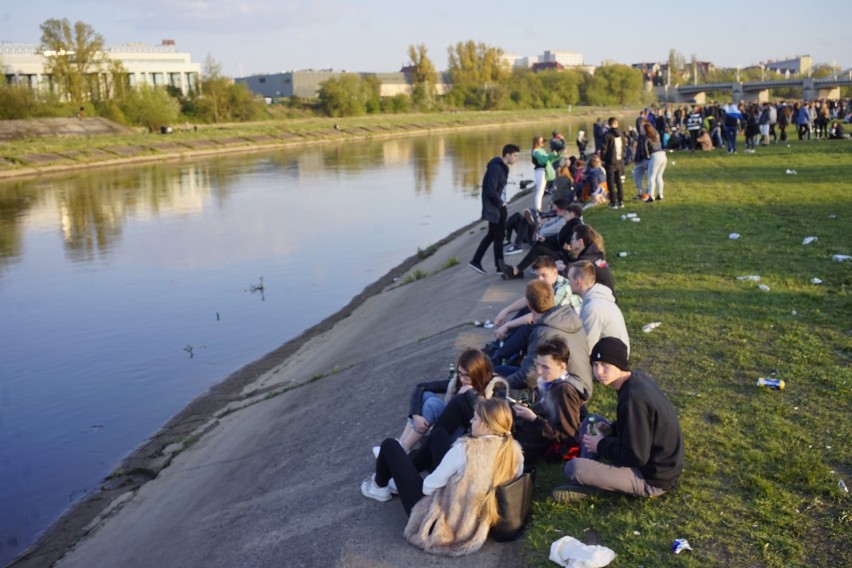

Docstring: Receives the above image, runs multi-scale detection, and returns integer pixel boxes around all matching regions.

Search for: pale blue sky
[2,0,848,78]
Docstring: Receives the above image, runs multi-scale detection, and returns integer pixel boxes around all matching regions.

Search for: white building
[542,50,583,67]
[0,40,201,96]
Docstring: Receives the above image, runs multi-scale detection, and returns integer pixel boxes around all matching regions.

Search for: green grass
[524,139,852,567]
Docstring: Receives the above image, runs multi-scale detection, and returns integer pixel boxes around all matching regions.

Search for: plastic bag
[549,535,616,567]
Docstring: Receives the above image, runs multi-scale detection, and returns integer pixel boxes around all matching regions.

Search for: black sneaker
[655,196,663,201]
[505,244,523,255]
[551,483,602,503]
[644,196,654,203]
[608,203,618,210]
[468,261,486,275]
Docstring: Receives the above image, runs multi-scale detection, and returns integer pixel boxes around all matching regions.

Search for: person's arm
[422,443,466,495]
[495,297,527,326]
[597,398,653,468]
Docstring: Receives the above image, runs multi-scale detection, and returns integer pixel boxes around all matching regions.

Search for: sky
[2,0,848,78]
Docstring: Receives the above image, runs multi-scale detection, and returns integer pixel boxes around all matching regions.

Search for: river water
[0,119,592,563]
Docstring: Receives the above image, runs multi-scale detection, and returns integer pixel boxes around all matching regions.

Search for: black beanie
[590,337,630,371]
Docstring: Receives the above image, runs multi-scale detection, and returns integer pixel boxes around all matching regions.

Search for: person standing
[644,122,667,201]
[469,144,520,275]
[723,102,743,153]
[531,136,559,213]
[552,337,684,501]
[686,105,703,151]
[600,117,627,209]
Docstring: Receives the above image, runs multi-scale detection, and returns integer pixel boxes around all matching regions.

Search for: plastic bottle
[587,416,597,436]
[448,363,455,380]
[757,377,785,390]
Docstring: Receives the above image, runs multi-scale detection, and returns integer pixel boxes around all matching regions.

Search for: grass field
[524,139,851,567]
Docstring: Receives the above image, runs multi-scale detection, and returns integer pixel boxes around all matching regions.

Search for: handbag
[491,468,535,542]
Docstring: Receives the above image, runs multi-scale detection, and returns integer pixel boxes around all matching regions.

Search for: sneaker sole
[468,263,486,275]
[505,249,524,255]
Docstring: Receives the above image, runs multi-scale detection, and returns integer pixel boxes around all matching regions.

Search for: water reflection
[0,118,594,564]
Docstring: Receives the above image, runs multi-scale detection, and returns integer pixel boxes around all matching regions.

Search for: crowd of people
[359,142,686,557]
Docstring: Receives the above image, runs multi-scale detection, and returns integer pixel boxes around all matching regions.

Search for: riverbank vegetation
[524,140,851,567]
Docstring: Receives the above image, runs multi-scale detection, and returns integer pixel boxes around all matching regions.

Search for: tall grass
[525,139,852,567]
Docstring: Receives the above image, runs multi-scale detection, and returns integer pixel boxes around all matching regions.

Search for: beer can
[757,377,785,390]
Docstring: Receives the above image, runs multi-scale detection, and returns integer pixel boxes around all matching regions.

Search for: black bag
[491,468,535,542]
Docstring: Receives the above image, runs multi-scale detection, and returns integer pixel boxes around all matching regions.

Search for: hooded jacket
[601,127,626,165]
[579,283,630,355]
[505,305,593,397]
[480,157,508,223]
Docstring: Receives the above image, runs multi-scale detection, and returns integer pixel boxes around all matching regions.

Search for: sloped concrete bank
[10,194,537,567]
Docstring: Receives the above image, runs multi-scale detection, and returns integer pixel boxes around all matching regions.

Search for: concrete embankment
[11,196,536,567]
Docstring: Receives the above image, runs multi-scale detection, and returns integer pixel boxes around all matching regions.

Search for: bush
[119,86,180,131]
[0,83,40,119]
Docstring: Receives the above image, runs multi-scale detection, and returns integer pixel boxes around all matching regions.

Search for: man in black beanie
[552,337,683,502]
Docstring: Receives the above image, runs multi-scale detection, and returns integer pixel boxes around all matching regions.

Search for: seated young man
[502,201,583,280]
[552,337,684,501]
[566,260,629,354]
[496,280,592,397]
[488,256,581,366]
[511,337,587,466]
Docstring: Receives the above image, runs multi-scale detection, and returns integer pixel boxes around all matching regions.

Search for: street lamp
[736,64,740,83]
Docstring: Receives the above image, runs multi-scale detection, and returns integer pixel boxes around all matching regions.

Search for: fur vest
[403,435,522,556]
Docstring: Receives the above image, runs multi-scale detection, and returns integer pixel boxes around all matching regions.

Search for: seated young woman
[362,398,524,557]
[372,349,497,458]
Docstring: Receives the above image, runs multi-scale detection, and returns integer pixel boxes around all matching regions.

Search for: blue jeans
[410,392,446,426]
[725,125,738,152]
[646,151,667,199]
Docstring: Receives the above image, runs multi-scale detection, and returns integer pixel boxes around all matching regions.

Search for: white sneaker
[361,474,392,502]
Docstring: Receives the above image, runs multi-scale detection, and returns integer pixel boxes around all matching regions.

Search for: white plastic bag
[549,535,616,568]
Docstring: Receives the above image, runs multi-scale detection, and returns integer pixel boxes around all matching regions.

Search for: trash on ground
[642,322,661,333]
[802,236,818,245]
[792,309,797,315]
[736,275,761,281]
[785,169,798,175]
[832,254,851,262]
[483,320,494,329]
[672,539,693,554]
[671,160,676,165]
[617,251,636,257]
[758,284,770,292]
[729,233,740,240]
[549,536,616,568]
[810,278,823,284]
[620,213,638,220]
[631,217,641,223]
[757,378,785,390]
[828,214,836,219]
[839,480,848,493]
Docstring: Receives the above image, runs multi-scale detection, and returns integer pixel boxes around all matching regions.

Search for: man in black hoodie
[469,144,520,274]
[600,117,627,209]
[552,337,683,501]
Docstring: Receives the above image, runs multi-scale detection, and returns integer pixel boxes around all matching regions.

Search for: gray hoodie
[580,283,630,355]
[505,305,593,399]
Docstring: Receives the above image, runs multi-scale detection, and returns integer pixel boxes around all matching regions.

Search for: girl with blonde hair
[362,398,523,556]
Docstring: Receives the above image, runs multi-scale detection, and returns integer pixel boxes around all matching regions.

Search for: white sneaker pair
[360,474,397,501]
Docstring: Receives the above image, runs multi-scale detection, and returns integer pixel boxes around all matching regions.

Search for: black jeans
[515,238,562,273]
[606,162,625,205]
[375,428,452,515]
[472,206,507,269]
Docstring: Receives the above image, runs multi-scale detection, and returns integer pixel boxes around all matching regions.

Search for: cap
[590,337,630,371]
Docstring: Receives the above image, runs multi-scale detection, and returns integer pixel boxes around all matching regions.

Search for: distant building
[0,40,200,96]
[764,55,812,76]
[236,70,450,99]
[542,50,583,67]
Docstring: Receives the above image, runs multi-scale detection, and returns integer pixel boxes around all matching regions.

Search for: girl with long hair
[644,122,667,201]
[362,398,523,556]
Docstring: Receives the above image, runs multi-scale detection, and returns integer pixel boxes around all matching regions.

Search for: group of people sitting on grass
[359,143,684,557]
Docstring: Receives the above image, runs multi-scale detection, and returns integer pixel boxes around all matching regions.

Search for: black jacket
[480,156,508,223]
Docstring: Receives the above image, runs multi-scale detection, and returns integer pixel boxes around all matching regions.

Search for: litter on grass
[620,213,638,220]
[785,169,798,175]
[832,254,851,262]
[549,536,616,568]
[631,217,641,223]
[736,275,761,281]
[840,480,849,493]
[758,284,771,292]
[802,236,818,245]
[810,278,823,285]
[672,539,693,554]
[729,233,740,240]
[642,322,661,333]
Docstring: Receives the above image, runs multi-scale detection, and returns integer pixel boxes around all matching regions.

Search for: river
[0,119,593,564]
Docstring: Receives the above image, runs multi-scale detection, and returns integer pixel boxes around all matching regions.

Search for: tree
[198,54,231,123]
[119,85,179,131]
[407,44,437,108]
[446,40,509,109]
[317,74,367,117]
[39,18,105,104]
